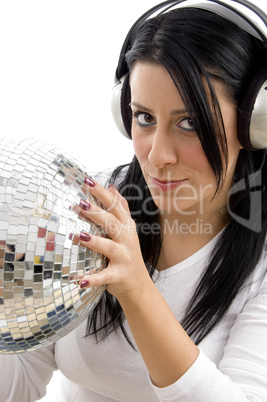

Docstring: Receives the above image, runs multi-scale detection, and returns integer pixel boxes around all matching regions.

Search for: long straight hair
[86,8,267,345]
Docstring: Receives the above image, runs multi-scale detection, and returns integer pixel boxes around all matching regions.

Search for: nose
[148,128,177,168]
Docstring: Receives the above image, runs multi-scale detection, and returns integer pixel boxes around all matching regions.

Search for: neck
[156,212,227,271]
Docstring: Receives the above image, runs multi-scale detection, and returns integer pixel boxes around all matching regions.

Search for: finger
[79,267,113,289]
[79,231,118,261]
[70,267,102,284]
[108,184,130,214]
[77,199,124,240]
[83,178,130,222]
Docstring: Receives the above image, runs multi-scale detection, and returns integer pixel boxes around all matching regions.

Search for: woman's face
[130,62,242,221]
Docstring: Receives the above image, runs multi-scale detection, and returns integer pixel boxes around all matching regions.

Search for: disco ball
[0,137,107,354]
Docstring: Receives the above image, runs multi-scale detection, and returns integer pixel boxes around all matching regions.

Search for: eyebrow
[130,102,188,115]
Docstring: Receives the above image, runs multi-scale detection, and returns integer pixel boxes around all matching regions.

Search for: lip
[148,175,188,191]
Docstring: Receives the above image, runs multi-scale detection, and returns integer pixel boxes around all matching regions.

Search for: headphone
[111,0,267,151]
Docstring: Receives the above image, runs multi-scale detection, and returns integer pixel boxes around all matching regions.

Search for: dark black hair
[86,8,267,345]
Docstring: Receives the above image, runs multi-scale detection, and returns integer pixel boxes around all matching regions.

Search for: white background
[0,0,266,173]
[0,1,266,401]
[0,0,157,175]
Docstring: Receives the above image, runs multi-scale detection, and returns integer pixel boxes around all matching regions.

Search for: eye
[133,111,155,127]
[178,117,195,132]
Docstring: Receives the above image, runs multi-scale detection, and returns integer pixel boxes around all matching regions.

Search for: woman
[1,1,267,401]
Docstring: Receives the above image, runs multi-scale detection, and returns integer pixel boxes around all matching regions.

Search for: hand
[75,179,199,389]
[75,178,151,301]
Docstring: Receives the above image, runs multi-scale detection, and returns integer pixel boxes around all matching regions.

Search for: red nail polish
[79,199,90,211]
[80,280,89,288]
[79,232,91,242]
[69,233,73,240]
[84,177,95,187]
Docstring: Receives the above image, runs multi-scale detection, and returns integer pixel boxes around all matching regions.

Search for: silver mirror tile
[0,138,107,354]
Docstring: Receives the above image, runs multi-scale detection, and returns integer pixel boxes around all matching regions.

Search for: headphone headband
[112,0,267,150]
[116,0,267,82]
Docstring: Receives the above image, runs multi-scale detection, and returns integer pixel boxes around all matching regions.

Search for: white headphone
[111,0,267,150]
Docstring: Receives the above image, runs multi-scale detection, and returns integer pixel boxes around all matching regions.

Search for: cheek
[187,146,212,174]
[225,126,242,166]
[177,138,214,177]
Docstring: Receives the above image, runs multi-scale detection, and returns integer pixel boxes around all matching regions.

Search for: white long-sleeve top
[0,231,267,402]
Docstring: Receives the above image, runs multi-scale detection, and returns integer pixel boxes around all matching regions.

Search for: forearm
[77,181,197,387]
[118,277,199,388]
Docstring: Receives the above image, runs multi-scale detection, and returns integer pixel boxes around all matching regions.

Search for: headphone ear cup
[111,73,132,139]
[238,71,267,150]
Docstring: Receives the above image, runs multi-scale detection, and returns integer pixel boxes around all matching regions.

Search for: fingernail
[69,233,73,240]
[108,183,117,190]
[80,280,89,288]
[84,177,95,187]
[79,232,91,242]
[79,199,90,211]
